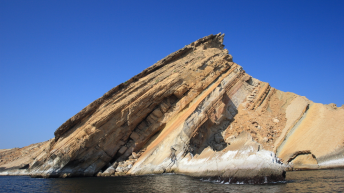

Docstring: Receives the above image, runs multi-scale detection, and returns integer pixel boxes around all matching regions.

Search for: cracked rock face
[1,33,343,182]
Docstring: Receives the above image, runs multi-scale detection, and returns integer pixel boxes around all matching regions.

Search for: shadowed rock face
[0,33,343,182]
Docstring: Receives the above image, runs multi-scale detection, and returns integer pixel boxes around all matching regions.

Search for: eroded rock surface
[1,33,343,182]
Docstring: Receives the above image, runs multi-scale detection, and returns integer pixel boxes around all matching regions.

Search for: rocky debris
[115,159,135,174]
[1,33,343,181]
[98,148,146,177]
[272,118,280,123]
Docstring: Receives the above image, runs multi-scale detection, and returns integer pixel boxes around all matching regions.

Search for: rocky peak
[53,33,227,141]
[1,34,343,183]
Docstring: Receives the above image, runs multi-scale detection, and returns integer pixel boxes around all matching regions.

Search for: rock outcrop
[1,33,343,183]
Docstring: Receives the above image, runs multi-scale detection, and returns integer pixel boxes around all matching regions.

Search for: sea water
[0,169,343,192]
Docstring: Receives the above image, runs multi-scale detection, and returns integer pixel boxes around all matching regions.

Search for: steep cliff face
[1,34,343,182]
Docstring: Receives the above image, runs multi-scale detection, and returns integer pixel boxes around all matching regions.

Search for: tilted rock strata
[0,141,49,175]
[0,33,343,181]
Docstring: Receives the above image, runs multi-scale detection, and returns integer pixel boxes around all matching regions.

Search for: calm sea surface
[0,169,343,192]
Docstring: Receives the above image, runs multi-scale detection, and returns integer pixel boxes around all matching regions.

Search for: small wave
[162,173,175,175]
[200,177,288,185]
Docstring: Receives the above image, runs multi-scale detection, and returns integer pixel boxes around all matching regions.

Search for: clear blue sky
[1,1,343,149]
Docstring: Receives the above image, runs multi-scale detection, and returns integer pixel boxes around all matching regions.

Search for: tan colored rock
[272,118,279,123]
[132,152,139,159]
[1,33,343,182]
[118,146,128,154]
[276,103,344,168]
[290,154,318,168]
[0,141,50,176]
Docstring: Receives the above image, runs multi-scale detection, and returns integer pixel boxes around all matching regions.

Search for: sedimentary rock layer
[0,33,343,182]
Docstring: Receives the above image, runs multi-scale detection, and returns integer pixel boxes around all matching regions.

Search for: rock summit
[1,34,343,183]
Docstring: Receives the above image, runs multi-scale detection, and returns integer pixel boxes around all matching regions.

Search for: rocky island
[1,34,343,183]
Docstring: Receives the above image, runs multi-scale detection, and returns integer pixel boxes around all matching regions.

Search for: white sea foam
[319,158,344,167]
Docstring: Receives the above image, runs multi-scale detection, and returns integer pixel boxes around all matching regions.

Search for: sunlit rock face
[1,34,343,182]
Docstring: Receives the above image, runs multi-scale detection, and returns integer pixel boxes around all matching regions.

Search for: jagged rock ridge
[1,34,343,183]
